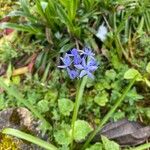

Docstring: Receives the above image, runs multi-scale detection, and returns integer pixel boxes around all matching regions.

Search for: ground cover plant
[0,0,150,150]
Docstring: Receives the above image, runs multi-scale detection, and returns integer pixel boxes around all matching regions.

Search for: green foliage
[86,143,103,150]
[0,0,150,149]
[37,100,49,113]
[0,94,6,110]
[54,129,71,146]
[2,128,58,150]
[58,98,74,116]
[73,120,93,142]
[85,136,120,150]
[101,136,120,150]
[124,68,142,81]
[94,91,108,106]
[146,62,150,73]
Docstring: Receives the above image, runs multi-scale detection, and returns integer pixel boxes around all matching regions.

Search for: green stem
[81,76,137,150]
[2,128,58,150]
[0,78,51,129]
[128,143,150,150]
[71,76,88,149]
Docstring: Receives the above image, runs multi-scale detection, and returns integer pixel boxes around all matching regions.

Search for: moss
[0,134,20,150]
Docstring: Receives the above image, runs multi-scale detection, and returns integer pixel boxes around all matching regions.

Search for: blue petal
[89,66,98,72]
[67,68,78,79]
[79,70,87,78]
[73,55,82,65]
[87,58,97,66]
[59,54,72,69]
[67,48,78,57]
[87,71,94,79]
[83,48,95,57]
[71,48,78,56]
[74,64,84,70]
[81,58,86,67]
[63,54,72,66]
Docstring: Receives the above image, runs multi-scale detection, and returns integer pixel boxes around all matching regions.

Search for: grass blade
[81,76,137,150]
[20,0,30,15]
[128,143,150,150]
[35,0,46,19]
[2,128,58,150]
[55,2,73,31]
[7,11,38,22]
[68,0,78,21]
[0,22,43,35]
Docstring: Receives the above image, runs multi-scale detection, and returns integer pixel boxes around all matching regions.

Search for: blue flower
[69,48,82,65]
[58,54,72,68]
[82,48,95,59]
[67,68,79,79]
[58,47,98,79]
[75,58,98,79]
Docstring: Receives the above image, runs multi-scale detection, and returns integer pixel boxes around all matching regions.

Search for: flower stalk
[71,76,88,149]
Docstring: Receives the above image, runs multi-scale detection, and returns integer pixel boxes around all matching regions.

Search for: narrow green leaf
[56,3,73,29]
[45,4,55,28]
[36,0,46,19]
[7,11,38,22]
[0,22,43,35]
[20,0,30,15]
[70,0,78,21]
[128,143,150,150]
[81,76,137,149]
[41,62,51,82]
[2,128,58,150]
[59,43,75,53]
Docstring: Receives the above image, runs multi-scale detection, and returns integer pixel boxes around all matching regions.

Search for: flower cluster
[58,48,98,79]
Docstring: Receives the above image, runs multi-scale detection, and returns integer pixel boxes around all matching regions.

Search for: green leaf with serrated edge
[73,120,93,141]
[101,136,120,150]
[58,98,74,116]
[94,92,108,106]
[54,129,71,145]
[124,68,142,81]
[105,69,117,81]
[37,100,49,113]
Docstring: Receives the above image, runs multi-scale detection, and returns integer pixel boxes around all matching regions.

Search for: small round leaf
[124,68,142,81]
[73,120,93,141]
[58,98,74,116]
